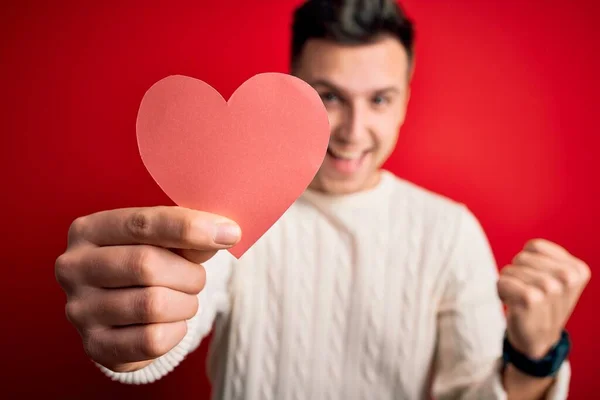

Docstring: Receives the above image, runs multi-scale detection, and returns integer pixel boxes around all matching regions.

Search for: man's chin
[309,170,379,195]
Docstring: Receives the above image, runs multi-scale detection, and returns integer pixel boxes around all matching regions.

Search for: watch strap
[502,330,571,378]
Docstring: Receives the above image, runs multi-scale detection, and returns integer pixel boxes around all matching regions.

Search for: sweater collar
[300,169,396,210]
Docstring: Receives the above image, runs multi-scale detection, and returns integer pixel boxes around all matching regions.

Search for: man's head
[291,0,415,195]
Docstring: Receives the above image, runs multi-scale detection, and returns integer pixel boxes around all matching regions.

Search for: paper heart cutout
[136,73,330,258]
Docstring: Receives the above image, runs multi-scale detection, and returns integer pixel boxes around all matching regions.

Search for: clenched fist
[54,206,241,373]
[498,239,591,359]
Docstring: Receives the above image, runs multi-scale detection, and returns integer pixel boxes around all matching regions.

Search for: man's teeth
[329,148,363,160]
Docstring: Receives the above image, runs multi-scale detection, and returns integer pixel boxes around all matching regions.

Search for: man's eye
[372,95,388,106]
[321,92,338,103]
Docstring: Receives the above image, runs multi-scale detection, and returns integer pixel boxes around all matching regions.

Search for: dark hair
[291,0,415,69]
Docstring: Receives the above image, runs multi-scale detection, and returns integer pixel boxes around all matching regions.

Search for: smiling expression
[293,34,412,195]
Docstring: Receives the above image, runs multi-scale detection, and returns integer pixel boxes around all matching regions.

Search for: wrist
[514,332,563,360]
[502,330,571,378]
[502,364,555,400]
[522,344,558,361]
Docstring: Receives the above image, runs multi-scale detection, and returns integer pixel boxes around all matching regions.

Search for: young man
[55,0,590,399]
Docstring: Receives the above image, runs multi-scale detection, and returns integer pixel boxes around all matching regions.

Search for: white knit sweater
[98,170,571,399]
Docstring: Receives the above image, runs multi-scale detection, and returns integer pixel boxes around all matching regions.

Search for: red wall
[2,0,598,398]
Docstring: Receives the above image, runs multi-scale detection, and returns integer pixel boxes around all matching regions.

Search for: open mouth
[326,146,372,174]
[327,146,370,160]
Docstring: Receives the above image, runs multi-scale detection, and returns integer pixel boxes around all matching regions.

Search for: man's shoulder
[384,171,491,268]
[383,170,487,242]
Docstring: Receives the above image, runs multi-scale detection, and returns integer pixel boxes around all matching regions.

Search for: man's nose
[339,103,368,142]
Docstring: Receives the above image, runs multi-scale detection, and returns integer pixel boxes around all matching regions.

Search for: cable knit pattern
[397,190,421,398]
[286,210,316,400]
[360,194,391,399]
[97,170,571,400]
[228,266,252,400]
[259,238,283,400]
[324,239,350,400]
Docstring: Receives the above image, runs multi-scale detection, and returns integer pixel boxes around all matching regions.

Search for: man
[55,0,590,399]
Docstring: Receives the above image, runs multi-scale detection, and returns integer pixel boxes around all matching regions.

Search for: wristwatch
[502,330,571,378]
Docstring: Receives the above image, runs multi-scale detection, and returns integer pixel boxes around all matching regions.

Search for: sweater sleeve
[96,249,235,384]
[431,205,571,400]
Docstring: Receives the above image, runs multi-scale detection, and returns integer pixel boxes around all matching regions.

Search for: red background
[1,0,598,398]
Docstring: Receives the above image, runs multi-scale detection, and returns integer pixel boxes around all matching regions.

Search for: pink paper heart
[136,73,330,258]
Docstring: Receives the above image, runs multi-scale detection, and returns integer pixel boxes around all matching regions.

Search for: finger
[501,265,563,296]
[524,239,571,261]
[82,286,199,326]
[173,248,218,265]
[68,206,241,250]
[497,273,544,308]
[503,264,583,324]
[84,321,187,369]
[513,251,589,291]
[65,245,206,294]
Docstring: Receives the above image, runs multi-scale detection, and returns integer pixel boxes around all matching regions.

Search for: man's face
[293,35,411,195]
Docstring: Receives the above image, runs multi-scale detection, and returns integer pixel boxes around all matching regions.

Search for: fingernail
[214,222,241,245]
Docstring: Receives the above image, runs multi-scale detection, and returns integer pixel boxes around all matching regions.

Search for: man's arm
[431,205,571,400]
[497,233,590,399]
[97,250,235,384]
[502,364,566,400]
